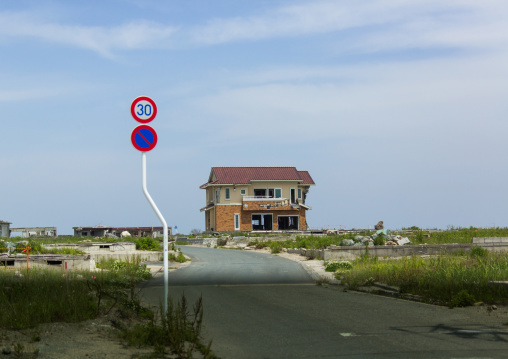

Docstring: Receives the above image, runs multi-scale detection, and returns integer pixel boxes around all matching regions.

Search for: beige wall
[206,181,307,204]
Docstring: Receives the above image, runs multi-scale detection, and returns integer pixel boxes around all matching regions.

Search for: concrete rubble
[340,230,411,247]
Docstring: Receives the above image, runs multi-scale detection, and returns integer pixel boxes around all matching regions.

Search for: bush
[325,261,353,272]
[373,235,385,246]
[168,251,188,263]
[470,245,489,258]
[135,237,160,251]
[269,242,282,254]
[450,290,476,308]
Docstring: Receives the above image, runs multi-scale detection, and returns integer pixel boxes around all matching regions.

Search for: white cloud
[1,1,507,56]
[189,0,508,52]
[0,11,177,57]
[193,51,508,147]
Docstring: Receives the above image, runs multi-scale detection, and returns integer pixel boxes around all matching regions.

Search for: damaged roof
[200,167,315,188]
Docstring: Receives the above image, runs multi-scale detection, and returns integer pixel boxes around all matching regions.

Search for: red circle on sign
[131,125,158,152]
[131,96,157,123]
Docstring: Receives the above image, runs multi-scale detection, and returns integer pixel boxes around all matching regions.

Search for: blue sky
[2,0,507,234]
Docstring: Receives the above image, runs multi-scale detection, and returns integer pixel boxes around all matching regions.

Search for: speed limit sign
[131,96,157,123]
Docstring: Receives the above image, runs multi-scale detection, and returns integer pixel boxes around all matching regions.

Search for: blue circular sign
[131,125,158,152]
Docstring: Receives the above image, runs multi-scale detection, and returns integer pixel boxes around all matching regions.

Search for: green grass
[245,227,508,250]
[339,249,508,307]
[0,269,104,329]
[402,227,508,245]
[0,255,153,329]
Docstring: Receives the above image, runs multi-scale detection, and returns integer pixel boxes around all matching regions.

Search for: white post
[142,152,168,313]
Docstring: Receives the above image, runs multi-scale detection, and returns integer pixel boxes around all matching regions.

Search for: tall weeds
[121,294,218,358]
[340,251,508,306]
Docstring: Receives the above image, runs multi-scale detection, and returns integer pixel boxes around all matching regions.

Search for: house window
[275,188,282,198]
[234,214,240,230]
[298,188,302,200]
[225,187,230,200]
[240,189,246,195]
[254,189,266,198]
[290,188,296,203]
[216,189,220,203]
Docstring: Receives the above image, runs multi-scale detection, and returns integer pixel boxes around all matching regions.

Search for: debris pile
[340,229,411,247]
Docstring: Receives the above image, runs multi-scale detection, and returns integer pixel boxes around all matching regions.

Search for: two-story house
[200,167,315,232]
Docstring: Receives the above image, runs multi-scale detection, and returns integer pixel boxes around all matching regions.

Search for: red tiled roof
[297,171,315,185]
[202,167,315,186]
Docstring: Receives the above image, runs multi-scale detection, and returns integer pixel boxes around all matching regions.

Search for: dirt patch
[0,310,154,359]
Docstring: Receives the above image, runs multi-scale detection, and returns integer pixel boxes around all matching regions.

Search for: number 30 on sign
[131,96,157,123]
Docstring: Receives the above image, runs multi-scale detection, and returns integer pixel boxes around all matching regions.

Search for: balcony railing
[242,196,288,202]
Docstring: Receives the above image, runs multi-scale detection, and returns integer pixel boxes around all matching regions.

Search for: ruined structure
[200,167,315,232]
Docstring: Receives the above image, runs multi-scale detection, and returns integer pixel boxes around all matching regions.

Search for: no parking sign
[130,95,169,313]
[131,125,158,152]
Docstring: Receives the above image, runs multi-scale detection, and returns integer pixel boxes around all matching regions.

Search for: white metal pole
[142,152,168,313]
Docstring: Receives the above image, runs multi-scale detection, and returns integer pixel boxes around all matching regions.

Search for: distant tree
[190,228,202,235]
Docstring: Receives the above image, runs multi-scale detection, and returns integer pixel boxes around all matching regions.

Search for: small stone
[492,305,498,310]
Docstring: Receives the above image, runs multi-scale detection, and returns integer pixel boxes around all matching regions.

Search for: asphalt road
[140,246,508,359]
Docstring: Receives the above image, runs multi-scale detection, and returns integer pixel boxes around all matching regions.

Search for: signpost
[130,96,169,313]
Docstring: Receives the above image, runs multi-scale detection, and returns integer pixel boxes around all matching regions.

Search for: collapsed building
[73,226,171,238]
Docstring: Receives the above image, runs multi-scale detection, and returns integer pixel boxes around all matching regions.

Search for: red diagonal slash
[136,129,152,146]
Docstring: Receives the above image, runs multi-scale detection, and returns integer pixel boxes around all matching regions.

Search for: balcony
[243,195,288,203]
[242,196,300,211]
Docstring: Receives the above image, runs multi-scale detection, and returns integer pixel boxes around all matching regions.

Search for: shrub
[269,242,282,254]
[450,290,476,308]
[373,235,385,246]
[470,245,489,259]
[135,237,160,251]
[325,261,353,272]
[168,252,188,263]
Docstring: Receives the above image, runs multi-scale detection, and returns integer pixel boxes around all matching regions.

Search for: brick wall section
[241,212,251,231]
[215,206,308,231]
[215,205,243,231]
